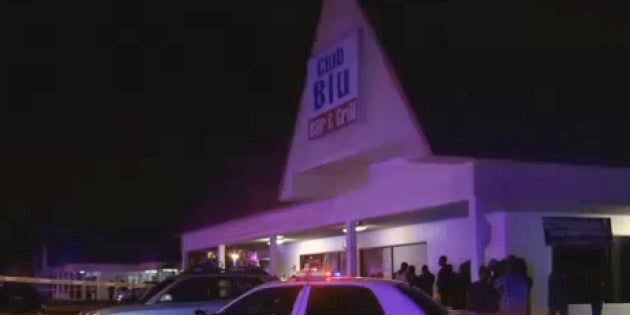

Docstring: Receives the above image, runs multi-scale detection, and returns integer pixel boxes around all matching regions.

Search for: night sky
[3,0,630,271]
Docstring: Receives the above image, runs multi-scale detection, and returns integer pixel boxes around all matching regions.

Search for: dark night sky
[3,0,630,271]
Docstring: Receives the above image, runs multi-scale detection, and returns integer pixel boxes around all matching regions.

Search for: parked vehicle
[0,282,44,314]
[79,265,277,315]
[206,270,449,315]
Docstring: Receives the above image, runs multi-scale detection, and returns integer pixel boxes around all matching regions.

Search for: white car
[80,267,277,315]
[203,272,450,315]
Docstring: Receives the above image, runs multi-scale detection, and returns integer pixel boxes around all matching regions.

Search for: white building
[48,262,178,300]
[182,0,630,314]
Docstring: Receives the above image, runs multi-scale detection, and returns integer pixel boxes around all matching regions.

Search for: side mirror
[159,294,173,303]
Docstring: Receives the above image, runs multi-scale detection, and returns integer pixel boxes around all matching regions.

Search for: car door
[148,276,225,315]
[150,276,267,315]
[214,285,305,315]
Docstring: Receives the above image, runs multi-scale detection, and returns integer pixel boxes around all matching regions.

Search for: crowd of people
[394,255,534,315]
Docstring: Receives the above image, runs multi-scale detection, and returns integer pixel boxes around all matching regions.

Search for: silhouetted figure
[407,265,418,287]
[418,265,436,297]
[589,273,605,315]
[437,256,455,307]
[548,269,568,315]
[495,257,529,315]
[467,266,500,314]
[452,261,471,309]
[515,258,533,315]
[394,262,409,283]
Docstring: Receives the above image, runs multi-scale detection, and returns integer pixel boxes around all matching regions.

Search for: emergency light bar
[292,268,341,281]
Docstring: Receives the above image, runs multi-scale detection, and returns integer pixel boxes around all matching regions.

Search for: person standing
[418,265,436,297]
[589,273,605,315]
[407,265,419,287]
[394,262,409,283]
[468,266,500,314]
[495,257,529,315]
[548,268,568,315]
[437,256,454,307]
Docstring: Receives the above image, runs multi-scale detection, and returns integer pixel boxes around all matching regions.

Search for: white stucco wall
[183,160,474,252]
[504,211,630,315]
[485,211,507,261]
[276,216,473,278]
[280,0,432,201]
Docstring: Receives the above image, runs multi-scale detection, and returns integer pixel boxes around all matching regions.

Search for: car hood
[96,302,227,315]
[96,304,157,315]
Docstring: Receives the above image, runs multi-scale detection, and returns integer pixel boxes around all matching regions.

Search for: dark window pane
[162,277,215,303]
[231,277,264,297]
[117,45,139,91]
[95,24,118,46]
[162,44,185,69]
[424,24,448,47]
[139,24,163,46]
[553,245,611,304]
[117,0,139,27]
[222,286,303,315]
[28,24,53,47]
[306,286,384,315]
[138,278,176,303]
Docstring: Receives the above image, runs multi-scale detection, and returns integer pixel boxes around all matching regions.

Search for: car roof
[257,277,402,289]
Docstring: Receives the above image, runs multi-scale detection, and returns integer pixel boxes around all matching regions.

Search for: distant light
[266,235,286,245]
[144,269,158,274]
[334,272,342,277]
[342,225,368,233]
[79,270,85,274]
[230,253,239,261]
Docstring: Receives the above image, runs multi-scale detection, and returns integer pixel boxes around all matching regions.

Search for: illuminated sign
[307,31,360,140]
[542,216,613,246]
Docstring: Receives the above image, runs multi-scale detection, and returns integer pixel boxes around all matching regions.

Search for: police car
[202,269,449,315]
[80,263,277,315]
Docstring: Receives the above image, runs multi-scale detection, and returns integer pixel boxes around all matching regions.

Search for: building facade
[182,0,630,314]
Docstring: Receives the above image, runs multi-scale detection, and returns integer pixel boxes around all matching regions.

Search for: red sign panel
[308,99,357,140]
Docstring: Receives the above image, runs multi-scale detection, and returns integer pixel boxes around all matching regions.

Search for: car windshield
[137,278,177,304]
[395,283,448,315]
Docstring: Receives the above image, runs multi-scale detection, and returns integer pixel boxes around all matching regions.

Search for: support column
[81,278,87,301]
[269,235,278,277]
[346,221,358,277]
[54,271,60,299]
[469,197,484,282]
[181,250,190,270]
[218,245,226,269]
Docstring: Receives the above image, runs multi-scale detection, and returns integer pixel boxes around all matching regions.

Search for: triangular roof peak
[280,0,432,201]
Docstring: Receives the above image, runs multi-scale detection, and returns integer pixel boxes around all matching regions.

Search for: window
[232,277,264,297]
[138,277,176,303]
[553,237,630,303]
[306,286,384,315]
[160,277,213,303]
[160,276,265,303]
[553,245,610,303]
[221,286,303,315]
[615,237,630,302]
[395,284,448,315]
